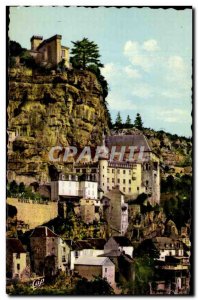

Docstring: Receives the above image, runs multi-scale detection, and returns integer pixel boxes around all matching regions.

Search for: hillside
[7,66,110,184]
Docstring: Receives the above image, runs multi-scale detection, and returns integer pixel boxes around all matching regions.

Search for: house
[6,238,29,281]
[51,173,98,201]
[29,34,70,68]
[74,256,115,286]
[104,236,133,258]
[80,198,101,224]
[99,133,160,204]
[66,239,106,270]
[152,237,184,261]
[30,226,70,275]
[102,187,128,236]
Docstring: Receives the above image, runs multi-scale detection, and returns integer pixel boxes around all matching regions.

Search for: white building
[153,237,184,261]
[51,173,98,201]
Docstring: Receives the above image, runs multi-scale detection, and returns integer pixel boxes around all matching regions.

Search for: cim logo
[32,277,45,289]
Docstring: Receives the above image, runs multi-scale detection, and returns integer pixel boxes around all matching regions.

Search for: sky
[8,6,192,137]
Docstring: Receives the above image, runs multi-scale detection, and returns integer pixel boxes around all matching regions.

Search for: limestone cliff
[7,67,109,184]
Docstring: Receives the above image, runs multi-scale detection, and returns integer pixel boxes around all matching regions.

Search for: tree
[133,239,160,259]
[9,40,24,57]
[115,112,123,129]
[125,115,132,128]
[70,38,103,70]
[134,113,143,130]
[72,277,114,295]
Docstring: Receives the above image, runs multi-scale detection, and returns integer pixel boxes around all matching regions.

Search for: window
[146,180,149,186]
[112,178,115,183]
[137,187,139,191]
[63,247,66,252]
[105,268,107,272]
[107,178,109,183]
[129,170,131,175]
[117,169,120,174]
[112,169,114,173]
[107,168,109,173]
[62,255,66,262]
[123,179,125,184]
[17,264,20,271]
[129,188,131,193]
[103,166,105,169]
[132,177,136,180]
[123,170,126,174]
[61,49,65,58]
[75,251,79,259]
[123,187,126,192]
[129,179,131,184]
[117,179,120,183]
[16,253,20,259]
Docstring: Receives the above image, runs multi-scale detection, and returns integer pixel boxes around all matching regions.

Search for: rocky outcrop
[7,67,109,184]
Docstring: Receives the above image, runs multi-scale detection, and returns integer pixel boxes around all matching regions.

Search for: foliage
[20,50,37,69]
[6,181,47,200]
[161,174,192,229]
[114,111,123,129]
[70,38,103,70]
[133,239,160,259]
[87,64,109,98]
[125,115,133,128]
[134,113,143,130]
[9,40,24,57]
[6,204,17,218]
[72,276,114,295]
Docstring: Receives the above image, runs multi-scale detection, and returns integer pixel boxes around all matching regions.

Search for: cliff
[7,67,109,184]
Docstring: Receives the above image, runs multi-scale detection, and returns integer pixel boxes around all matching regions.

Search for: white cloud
[142,39,160,52]
[101,63,117,79]
[167,56,185,72]
[123,39,159,72]
[124,66,141,79]
[131,83,153,98]
[156,108,190,123]
[106,93,138,111]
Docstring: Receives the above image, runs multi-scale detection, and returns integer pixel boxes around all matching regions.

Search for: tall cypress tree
[115,112,123,129]
[134,113,143,130]
[125,115,132,128]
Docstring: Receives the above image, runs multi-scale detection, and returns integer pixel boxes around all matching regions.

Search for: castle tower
[30,35,43,51]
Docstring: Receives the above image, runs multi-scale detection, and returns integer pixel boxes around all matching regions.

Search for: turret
[30,35,43,51]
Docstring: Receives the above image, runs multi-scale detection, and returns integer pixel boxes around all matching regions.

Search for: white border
[0,1,196,299]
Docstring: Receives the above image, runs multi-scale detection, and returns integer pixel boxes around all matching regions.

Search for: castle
[29,34,70,68]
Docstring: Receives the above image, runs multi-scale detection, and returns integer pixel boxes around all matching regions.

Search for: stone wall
[7,198,58,229]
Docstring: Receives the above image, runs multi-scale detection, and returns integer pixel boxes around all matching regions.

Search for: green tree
[9,40,24,57]
[18,182,25,194]
[72,277,114,295]
[134,113,143,130]
[115,111,123,129]
[70,38,103,70]
[125,115,132,128]
[133,239,160,259]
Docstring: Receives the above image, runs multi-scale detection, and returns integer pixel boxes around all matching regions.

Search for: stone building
[102,187,128,236]
[6,238,29,280]
[29,34,70,68]
[79,198,101,224]
[99,134,160,205]
[104,236,133,258]
[30,226,69,275]
[74,256,115,286]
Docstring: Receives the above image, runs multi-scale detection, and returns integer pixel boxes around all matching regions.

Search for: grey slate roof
[106,134,151,152]
[75,256,114,266]
[7,238,26,253]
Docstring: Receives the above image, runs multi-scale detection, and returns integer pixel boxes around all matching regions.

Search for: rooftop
[106,134,151,152]
[112,236,132,247]
[7,238,26,253]
[75,256,114,266]
[30,226,58,238]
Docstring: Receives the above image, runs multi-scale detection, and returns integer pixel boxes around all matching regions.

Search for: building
[99,134,160,205]
[30,226,69,275]
[104,236,133,258]
[74,256,115,286]
[79,198,101,224]
[51,173,98,201]
[102,187,129,236]
[153,237,185,261]
[6,238,29,280]
[66,239,106,270]
[29,34,70,68]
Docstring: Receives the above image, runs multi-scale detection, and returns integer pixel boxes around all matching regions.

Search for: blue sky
[9,7,192,137]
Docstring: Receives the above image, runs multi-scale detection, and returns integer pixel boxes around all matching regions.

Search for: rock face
[7,67,109,184]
